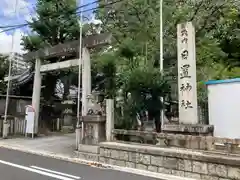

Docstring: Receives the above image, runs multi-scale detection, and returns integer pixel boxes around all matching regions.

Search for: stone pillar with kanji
[177,22,198,124]
[162,22,213,137]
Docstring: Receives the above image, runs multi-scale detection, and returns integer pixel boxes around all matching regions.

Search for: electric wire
[0,0,122,33]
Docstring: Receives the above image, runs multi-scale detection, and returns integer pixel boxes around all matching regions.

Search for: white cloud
[0,0,30,55]
[0,0,32,20]
[0,29,25,54]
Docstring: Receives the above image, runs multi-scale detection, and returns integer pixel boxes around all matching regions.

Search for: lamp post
[159,0,165,131]
[160,0,163,73]
[3,0,19,138]
[2,46,14,138]
[76,0,83,149]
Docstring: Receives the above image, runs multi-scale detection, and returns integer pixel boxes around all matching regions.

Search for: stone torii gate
[22,33,111,134]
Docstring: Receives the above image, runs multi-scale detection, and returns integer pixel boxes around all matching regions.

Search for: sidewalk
[0,133,77,157]
[0,133,195,180]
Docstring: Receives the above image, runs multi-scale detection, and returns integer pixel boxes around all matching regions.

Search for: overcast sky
[0,0,97,54]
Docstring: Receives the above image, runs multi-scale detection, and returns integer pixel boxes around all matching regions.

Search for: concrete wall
[0,99,6,114]
[0,98,31,116]
[207,79,240,139]
[78,141,240,180]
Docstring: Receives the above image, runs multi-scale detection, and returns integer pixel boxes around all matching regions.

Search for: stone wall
[98,142,240,180]
[112,129,240,153]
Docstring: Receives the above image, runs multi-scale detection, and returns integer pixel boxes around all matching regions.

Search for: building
[10,52,29,73]
[2,52,30,75]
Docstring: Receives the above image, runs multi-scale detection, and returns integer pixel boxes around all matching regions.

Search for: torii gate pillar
[81,48,91,116]
[31,58,42,134]
[28,33,111,135]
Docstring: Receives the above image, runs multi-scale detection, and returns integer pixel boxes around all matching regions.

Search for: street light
[2,46,14,138]
[159,0,165,131]
[160,0,163,72]
[3,0,19,138]
[76,0,83,149]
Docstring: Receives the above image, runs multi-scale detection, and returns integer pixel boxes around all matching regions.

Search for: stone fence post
[106,99,114,141]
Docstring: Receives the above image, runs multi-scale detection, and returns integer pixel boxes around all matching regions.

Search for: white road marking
[31,166,81,179]
[0,159,76,180]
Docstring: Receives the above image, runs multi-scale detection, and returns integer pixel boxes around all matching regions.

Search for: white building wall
[207,79,240,139]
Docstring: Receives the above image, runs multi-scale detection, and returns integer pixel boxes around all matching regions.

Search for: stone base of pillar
[1,115,14,139]
[61,125,74,133]
[162,124,214,149]
[25,133,38,138]
[76,144,100,162]
[81,115,106,145]
[162,123,214,135]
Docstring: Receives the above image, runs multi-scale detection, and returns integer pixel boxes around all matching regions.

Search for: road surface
[0,148,159,180]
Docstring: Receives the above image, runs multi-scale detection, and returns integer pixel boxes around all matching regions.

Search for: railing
[112,129,240,154]
[0,117,26,136]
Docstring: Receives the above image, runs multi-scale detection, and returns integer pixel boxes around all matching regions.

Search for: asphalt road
[0,148,159,180]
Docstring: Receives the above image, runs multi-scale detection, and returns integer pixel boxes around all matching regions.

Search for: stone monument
[61,96,75,133]
[162,22,213,136]
[81,92,106,144]
[77,91,106,161]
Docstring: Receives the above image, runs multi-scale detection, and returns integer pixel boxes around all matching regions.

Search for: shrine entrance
[5,33,111,136]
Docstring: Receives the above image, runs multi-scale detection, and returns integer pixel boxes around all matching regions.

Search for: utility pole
[159,0,165,131]
[76,0,83,149]
[160,0,163,73]
[3,0,19,138]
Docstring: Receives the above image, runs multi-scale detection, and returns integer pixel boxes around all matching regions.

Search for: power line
[74,0,99,12]
[0,2,36,20]
[0,24,27,29]
[0,24,26,33]
[0,0,122,33]
[76,0,122,14]
[0,0,98,20]
[0,0,100,29]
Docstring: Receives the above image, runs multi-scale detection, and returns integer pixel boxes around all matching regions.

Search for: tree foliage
[97,0,240,101]
[22,0,79,52]
[19,0,240,127]
[21,0,81,100]
[21,0,106,100]
[95,53,117,98]
[93,0,240,129]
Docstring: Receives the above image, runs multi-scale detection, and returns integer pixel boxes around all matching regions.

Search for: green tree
[95,52,117,99]
[94,0,240,128]
[22,0,80,51]
[21,0,81,100]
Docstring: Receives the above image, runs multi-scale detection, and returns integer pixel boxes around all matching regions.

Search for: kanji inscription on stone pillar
[177,22,198,124]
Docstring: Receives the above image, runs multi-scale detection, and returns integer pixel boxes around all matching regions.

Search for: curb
[0,143,109,168]
[0,143,196,180]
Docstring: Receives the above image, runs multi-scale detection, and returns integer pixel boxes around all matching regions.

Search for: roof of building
[9,68,34,89]
[205,78,240,85]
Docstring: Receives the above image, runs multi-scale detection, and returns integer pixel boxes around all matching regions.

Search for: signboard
[25,105,35,135]
[177,22,198,124]
[23,33,112,61]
